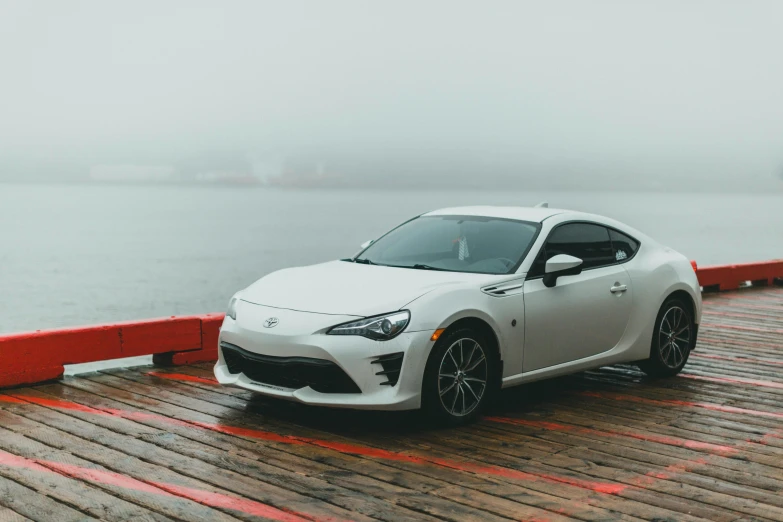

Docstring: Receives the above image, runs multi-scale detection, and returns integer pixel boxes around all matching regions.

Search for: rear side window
[528,223,614,276]
[609,229,639,262]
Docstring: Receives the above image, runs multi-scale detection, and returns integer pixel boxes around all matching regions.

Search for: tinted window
[609,229,639,262]
[529,223,614,276]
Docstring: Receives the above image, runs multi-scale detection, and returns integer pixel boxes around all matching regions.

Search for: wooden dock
[1,287,782,521]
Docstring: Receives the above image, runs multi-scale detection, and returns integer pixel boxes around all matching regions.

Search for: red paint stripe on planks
[630,456,712,487]
[184,416,624,493]
[147,372,218,385]
[122,374,628,494]
[703,310,783,320]
[690,352,783,367]
[178,416,627,494]
[708,293,783,303]
[0,395,28,405]
[485,417,737,456]
[697,336,783,351]
[578,390,783,420]
[0,449,317,522]
[702,302,782,312]
[754,431,783,445]
[701,323,783,335]
[680,373,783,389]
[0,393,626,495]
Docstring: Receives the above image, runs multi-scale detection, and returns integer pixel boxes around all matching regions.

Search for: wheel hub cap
[659,306,691,369]
[437,338,488,417]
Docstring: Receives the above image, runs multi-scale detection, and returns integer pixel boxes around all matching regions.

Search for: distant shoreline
[1,179,781,194]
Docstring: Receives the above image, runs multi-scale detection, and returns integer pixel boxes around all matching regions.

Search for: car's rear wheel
[422,327,497,426]
[638,297,694,377]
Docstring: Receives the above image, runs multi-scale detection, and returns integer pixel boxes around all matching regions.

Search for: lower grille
[220,342,361,394]
[371,352,404,386]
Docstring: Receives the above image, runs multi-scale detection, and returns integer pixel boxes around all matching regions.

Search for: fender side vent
[371,352,404,386]
[481,280,524,297]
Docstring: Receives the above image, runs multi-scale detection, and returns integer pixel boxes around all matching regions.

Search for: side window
[545,223,614,269]
[528,223,613,277]
[609,229,639,262]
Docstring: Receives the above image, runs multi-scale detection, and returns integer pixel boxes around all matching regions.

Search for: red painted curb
[0,258,781,389]
[695,259,783,291]
[0,314,224,388]
[152,314,223,366]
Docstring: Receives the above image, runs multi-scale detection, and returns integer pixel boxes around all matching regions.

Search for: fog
[2,0,782,189]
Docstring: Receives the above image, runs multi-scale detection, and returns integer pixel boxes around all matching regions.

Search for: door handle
[610,284,628,294]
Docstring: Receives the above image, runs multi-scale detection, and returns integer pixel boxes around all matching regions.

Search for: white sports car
[215,205,702,424]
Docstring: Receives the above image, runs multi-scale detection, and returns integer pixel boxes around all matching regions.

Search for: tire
[421,327,498,426]
[638,297,694,377]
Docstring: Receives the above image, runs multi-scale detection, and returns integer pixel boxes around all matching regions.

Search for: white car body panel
[522,263,634,372]
[215,206,703,410]
[218,300,434,409]
[240,259,499,317]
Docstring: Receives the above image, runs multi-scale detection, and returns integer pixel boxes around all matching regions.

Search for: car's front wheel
[638,297,694,377]
[422,327,497,425]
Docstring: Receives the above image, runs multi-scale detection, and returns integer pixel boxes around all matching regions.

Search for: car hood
[240,260,497,317]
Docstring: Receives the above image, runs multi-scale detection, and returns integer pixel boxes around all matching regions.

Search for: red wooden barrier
[695,259,783,292]
[0,314,224,388]
[1,259,781,390]
[152,314,223,366]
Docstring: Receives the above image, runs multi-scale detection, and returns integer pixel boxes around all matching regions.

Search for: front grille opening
[371,352,404,386]
[221,342,361,394]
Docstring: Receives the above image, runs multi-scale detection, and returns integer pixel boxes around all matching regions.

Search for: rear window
[609,229,639,262]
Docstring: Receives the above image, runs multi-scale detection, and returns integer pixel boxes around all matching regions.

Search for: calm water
[2,183,782,334]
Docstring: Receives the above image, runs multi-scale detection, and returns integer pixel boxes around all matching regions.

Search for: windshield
[354,215,540,274]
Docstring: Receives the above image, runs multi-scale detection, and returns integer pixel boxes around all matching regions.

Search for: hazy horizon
[2,1,782,189]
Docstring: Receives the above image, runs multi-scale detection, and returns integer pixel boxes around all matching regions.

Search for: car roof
[421,205,655,245]
[423,205,568,223]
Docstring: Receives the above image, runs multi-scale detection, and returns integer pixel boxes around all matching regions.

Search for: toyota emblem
[263,317,279,328]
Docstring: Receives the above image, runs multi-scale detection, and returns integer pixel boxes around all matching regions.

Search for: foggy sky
[2,0,782,182]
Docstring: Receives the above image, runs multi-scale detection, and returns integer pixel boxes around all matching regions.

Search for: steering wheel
[497,257,515,269]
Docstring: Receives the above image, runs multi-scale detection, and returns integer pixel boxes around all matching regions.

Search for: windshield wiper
[353,258,377,265]
[410,264,449,271]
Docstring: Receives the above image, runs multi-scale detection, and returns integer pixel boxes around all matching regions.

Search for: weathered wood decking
[1,288,782,522]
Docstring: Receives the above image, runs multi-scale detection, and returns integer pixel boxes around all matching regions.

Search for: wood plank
[99,368,735,521]
[176,357,783,522]
[52,376,582,522]
[0,477,87,522]
[0,391,380,522]
[32,381,552,519]
[56,373,652,522]
[0,427,174,522]
[0,506,31,522]
[1,286,781,522]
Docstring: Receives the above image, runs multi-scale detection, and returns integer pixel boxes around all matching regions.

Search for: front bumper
[214,300,434,410]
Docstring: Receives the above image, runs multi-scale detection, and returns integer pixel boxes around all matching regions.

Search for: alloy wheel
[437,338,488,417]
[659,306,691,369]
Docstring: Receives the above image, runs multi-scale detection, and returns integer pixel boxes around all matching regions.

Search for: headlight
[327,310,410,340]
[226,297,238,320]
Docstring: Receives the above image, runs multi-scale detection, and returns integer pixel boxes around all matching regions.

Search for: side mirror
[543,254,583,288]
